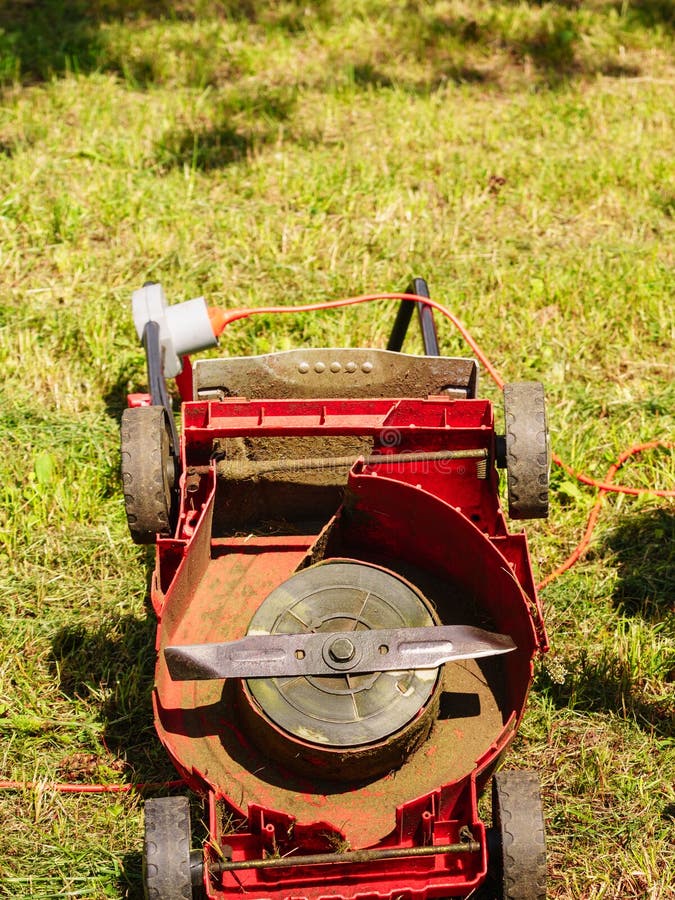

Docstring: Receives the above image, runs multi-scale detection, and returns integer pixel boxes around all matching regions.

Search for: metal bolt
[185,467,200,493]
[298,362,310,374]
[328,637,355,663]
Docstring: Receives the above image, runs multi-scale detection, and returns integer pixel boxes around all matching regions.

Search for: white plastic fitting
[132,283,218,377]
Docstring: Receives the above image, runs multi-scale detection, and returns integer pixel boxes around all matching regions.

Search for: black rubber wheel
[121,405,178,544]
[503,382,549,520]
[143,796,193,900]
[491,770,547,900]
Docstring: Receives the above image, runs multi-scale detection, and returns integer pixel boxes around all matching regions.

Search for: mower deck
[154,534,509,848]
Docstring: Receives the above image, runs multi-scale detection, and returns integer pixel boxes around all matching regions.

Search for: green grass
[0,1,673,897]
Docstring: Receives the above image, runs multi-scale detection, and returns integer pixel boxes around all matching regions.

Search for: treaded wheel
[121,405,178,544]
[503,382,549,520]
[143,796,193,900]
[491,770,547,900]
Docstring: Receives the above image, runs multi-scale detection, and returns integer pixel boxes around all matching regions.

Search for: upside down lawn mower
[121,278,550,900]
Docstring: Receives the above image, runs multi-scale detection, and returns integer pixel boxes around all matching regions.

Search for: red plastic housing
[151,395,547,899]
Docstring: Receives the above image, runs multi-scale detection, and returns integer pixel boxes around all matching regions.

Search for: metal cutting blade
[165,625,516,681]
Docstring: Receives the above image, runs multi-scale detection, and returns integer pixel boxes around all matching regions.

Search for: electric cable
[207,293,674,590]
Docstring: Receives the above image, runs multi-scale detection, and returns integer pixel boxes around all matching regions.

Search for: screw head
[328,637,355,663]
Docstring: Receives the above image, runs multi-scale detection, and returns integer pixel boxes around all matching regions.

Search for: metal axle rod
[212,840,481,872]
[213,448,489,479]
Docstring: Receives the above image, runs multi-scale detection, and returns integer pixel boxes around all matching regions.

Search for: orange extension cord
[2,292,671,796]
[0,779,185,793]
[208,293,674,586]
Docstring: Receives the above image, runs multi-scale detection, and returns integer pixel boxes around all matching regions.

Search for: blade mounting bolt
[328,637,356,663]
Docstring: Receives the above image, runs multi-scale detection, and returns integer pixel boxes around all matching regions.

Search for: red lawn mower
[121,278,550,900]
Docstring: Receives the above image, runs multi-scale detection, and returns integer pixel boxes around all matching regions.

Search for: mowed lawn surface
[0,2,673,897]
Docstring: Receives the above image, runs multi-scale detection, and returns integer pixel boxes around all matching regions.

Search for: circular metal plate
[245,559,440,747]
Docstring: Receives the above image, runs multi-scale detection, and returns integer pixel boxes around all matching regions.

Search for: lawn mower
[121,278,550,900]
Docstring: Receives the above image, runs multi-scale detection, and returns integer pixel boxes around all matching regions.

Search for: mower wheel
[502,382,549,520]
[121,405,178,544]
[143,796,196,900]
[490,770,547,900]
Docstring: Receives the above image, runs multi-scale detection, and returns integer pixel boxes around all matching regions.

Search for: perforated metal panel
[193,348,478,401]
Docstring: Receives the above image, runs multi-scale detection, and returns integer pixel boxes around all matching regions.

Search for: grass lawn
[0,2,673,897]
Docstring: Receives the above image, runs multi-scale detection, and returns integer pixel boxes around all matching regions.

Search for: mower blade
[164,625,516,681]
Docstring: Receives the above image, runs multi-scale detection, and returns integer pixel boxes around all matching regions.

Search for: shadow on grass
[1,0,664,95]
[503,0,673,29]
[349,60,491,92]
[0,0,328,87]
[157,123,254,170]
[104,375,138,424]
[102,356,152,423]
[534,508,674,737]
[49,597,177,784]
[119,850,143,900]
[48,589,214,897]
[603,508,674,621]
[0,1,167,85]
[538,649,674,738]
[612,0,674,29]
[154,85,297,171]
[535,508,674,736]
[391,2,654,86]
